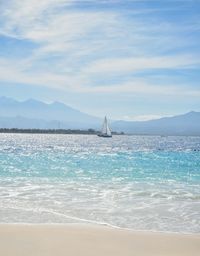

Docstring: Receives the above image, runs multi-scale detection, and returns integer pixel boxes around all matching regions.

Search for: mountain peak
[0,96,100,128]
[187,110,198,114]
[23,98,44,105]
[50,101,67,108]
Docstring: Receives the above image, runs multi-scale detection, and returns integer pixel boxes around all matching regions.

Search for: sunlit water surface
[0,134,199,233]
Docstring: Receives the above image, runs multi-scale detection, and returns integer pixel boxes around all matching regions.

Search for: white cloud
[82,55,200,74]
[0,0,120,73]
[1,57,199,99]
[0,0,118,47]
[78,80,200,98]
[122,114,168,121]
[0,0,199,101]
[1,0,72,35]
[0,58,86,91]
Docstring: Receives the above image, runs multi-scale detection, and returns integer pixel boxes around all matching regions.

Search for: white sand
[0,224,199,256]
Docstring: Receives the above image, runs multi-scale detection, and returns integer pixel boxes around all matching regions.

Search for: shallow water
[0,134,199,233]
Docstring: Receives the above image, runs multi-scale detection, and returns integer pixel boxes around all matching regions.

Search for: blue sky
[0,0,200,120]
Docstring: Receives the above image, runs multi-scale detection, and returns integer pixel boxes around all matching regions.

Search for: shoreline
[0,224,199,256]
[1,131,200,137]
[0,222,199,235]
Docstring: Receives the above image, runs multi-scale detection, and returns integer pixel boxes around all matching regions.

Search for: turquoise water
[0,134,199,233]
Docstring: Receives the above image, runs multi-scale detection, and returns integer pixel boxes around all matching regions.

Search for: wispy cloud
[82,55,200,74]
[1,0,73,37]
[122,114,169,122]
[0,56,199,99]
[0,0,199,117]
[0,57,86,91]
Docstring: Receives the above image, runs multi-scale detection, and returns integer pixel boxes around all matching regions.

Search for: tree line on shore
[0,128,124,135]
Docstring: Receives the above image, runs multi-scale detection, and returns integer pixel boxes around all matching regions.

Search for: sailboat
[98,116,112,137]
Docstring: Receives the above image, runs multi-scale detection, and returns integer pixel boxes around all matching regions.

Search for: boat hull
[97,134,112,138]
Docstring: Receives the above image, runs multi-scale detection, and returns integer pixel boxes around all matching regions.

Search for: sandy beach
[0,224,199,256]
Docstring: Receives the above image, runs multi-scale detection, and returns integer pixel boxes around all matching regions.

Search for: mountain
[0,96,101,129]
[0,116,68,130]
[112,111,200,135]
[0,97,200,135]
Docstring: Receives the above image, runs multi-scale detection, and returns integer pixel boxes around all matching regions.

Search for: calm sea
[0,134,199,233]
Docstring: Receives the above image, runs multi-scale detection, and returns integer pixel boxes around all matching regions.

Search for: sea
[0,133,199,234]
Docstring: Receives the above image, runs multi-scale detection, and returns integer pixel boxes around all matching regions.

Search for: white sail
[101,116,107,134]
[105,118,112,136]
[100,116,112,137]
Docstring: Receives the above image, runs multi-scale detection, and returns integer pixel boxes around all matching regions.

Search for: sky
[0,0,200,121]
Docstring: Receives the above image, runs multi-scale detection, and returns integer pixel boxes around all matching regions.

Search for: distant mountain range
[0,97,200,135]
[0,96,100,129]
[112,111,200,136]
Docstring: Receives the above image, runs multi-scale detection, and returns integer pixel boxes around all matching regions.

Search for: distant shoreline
[0,128,124,135]
[0,128,199,136]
